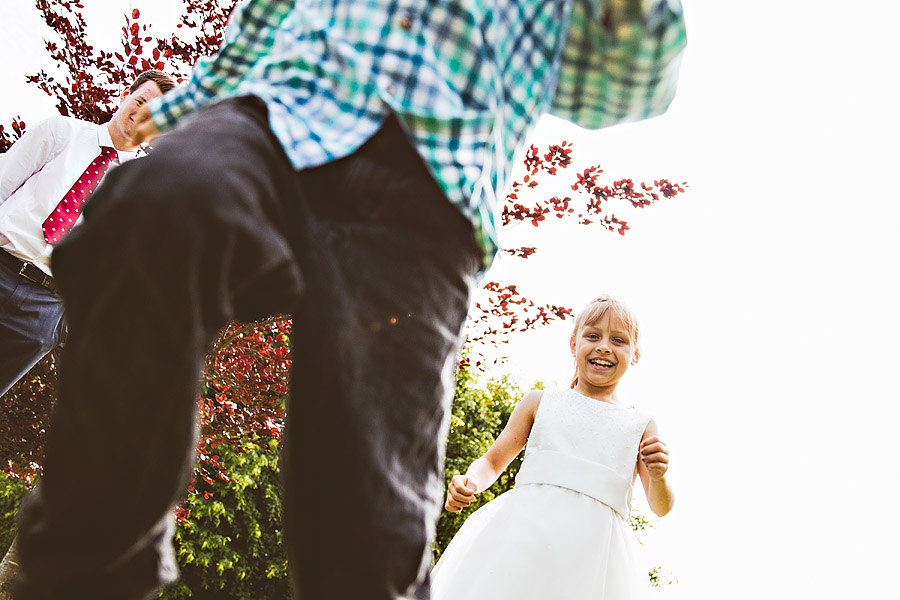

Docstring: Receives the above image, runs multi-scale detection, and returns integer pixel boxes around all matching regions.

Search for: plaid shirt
[150,0,686,270]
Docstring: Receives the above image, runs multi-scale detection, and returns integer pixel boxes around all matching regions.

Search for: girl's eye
[613,338,626,344]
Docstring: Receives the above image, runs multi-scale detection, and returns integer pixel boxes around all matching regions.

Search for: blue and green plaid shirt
[150,0,686,270]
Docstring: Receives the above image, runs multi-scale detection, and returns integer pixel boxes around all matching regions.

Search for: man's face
[110,80,163,144]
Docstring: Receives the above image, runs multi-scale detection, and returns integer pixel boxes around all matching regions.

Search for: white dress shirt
[0,116,136,275]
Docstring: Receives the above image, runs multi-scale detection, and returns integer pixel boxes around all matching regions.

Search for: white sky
[1,0,899,598]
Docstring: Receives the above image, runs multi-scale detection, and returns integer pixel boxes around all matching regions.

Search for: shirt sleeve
[148,0,295,133]
[0,116,64,205]
[551,0,687,129]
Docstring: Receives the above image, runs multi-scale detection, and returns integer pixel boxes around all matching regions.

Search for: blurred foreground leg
[13,97,302,600]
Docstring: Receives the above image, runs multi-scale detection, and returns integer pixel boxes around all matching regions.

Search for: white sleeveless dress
[431,389,652,599]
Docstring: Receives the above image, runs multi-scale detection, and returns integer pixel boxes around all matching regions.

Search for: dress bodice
[524,389,652,481]
[514,389,652,518]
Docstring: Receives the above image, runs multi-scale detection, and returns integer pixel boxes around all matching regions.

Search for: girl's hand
[639,435,669,481]
[445,474,478,512]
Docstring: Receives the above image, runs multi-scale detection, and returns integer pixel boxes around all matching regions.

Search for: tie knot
[101,146,117,161]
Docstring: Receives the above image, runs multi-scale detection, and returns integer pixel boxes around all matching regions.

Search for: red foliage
[0,351,58,484]
[200,317,291,445]
[161,0,237,76]
[468,139,688,367]
[0,317,292,486]
[502,143,688,234]
[0,0,239,153]
[467,283,573,343]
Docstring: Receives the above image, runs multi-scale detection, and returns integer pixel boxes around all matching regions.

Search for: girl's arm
[444,389,542,512]
[637,418,674,517]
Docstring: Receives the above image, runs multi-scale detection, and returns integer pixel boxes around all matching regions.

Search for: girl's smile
[587,357,616,370]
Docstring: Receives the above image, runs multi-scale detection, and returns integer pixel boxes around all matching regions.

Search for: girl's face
[570,311,638,393]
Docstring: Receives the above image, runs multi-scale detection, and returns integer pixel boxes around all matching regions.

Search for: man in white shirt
[0,70,175,396]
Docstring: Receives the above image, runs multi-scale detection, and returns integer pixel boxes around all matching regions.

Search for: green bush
[434,368,534,560]
[157,437,291,600]
[0,474,29,557]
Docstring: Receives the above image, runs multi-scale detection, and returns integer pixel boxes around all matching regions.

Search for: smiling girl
[431,295,674,599]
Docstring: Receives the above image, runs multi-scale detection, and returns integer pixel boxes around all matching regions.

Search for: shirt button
[399,15,413,30]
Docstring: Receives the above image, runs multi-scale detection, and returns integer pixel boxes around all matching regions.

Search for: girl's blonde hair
[569,295,641,389]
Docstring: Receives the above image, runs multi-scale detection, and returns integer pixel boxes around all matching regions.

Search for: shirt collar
[97,123,138,163]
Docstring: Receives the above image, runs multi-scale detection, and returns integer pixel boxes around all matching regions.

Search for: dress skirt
[431,482,647,600]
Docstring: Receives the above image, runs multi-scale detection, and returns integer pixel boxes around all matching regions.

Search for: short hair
[129,70,176,95]
[571,295,640,351]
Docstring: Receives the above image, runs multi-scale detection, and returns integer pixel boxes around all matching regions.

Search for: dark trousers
[0,259,65,397]
[14,97,480,600]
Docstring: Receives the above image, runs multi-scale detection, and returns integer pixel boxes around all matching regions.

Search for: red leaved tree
[0,0,236,152]
[1,0,688,482]
[464,140,687,368]
[0,2,686,593]
[0,0,687,511]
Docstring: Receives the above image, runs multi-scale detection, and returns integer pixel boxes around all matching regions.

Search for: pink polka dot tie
[42,146,118,244]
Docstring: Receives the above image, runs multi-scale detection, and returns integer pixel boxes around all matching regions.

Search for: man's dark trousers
[0,259,65,397]
[14,96,480,600]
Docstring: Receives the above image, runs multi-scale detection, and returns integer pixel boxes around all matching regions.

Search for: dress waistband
[514,450,633,519]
